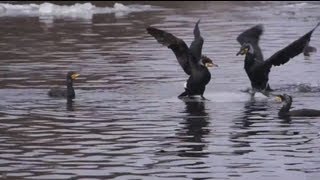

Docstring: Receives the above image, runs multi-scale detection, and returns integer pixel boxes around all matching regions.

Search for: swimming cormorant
[236,23,320,96]
[48,71,80,99]
[276,94,320,117]
[146,20,218,100]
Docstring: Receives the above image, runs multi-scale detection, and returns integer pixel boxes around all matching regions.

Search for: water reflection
[1,1,320,179]
[241,99,270,126]
[229,99,271,155]
[177,100,210,157]
[66,99,74,111]
[278,110,293,123]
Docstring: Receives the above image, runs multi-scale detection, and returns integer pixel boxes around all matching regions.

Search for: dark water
[1,1,320,179]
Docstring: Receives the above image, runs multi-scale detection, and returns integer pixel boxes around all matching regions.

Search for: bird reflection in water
[66,99,74,111]
[229,99,270,155]
[239,98,270,127]
[177,100,210,157]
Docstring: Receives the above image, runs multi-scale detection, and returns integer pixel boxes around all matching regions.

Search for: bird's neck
[279,99,292,116]
[66,79,75,99]
[244,53,256,65]
[244,54,258,73]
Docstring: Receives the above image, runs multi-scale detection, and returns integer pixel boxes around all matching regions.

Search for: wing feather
[189,19,204,61]
[266,22,320,66]
[147,27,192,75]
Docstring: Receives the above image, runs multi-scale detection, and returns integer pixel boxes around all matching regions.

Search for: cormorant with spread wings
[236,23,319,96]
[147,20,218,100]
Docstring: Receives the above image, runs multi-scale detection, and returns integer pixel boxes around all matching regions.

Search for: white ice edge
[0,2,163,18]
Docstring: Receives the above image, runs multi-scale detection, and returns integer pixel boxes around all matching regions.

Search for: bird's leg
[201,95,209,101]
[178,91,188,99]
[250,88,256,97]
[244,87,251,93]
[266,83,273,91]
[260,90,270,97]
[261,84,271,97]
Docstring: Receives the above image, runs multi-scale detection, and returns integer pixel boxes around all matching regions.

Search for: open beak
[71,73,80,80]
[206,62,218,68]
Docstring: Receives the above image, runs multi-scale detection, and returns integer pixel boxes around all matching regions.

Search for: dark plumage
[276,94,320,117]
[236,23,320,95]
[48,71,80,99]
[303,43,317,56]
[146,20,218,100]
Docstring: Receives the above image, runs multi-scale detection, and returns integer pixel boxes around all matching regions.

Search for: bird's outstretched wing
[266,22,320,66]
[237,24,264,61]
[147,26,192,75]
[189,19,204,62]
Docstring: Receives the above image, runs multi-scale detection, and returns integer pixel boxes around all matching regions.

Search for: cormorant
[276,94,320,117]
[236,23,320,96]
[48,71,80,99]
[146,20,218,100]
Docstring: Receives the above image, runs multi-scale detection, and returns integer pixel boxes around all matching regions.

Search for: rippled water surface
[1,1,320,179]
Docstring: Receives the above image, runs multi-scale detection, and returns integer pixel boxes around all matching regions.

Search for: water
[1,1,320,179]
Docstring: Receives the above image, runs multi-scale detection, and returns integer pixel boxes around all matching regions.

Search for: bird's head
[201,55,218,68]
[275,94,292,103]
[236,43,253,56]
[67,71,80,81]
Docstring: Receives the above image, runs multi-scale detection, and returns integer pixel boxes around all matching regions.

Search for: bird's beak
[206,62,218,68]
[71,73,80,80]
[236,48,247,56]
[275,96,282,102]
[236,50,241,56]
